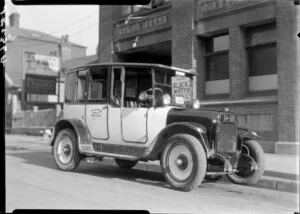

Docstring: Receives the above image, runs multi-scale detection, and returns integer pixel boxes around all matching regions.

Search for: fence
[12,109,57,128]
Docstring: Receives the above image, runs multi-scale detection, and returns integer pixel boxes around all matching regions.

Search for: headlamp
[192,99,201,109]
[162,94,171,106]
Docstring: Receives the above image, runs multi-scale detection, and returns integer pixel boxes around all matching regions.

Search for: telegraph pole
[57,42,62,117]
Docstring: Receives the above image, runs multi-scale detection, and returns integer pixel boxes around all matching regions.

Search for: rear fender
[146,122,210,160]
[50,119,92,153]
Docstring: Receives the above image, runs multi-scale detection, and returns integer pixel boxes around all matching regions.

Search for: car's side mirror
[138,91,148,102]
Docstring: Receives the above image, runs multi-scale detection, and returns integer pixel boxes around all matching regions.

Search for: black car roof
[66,62,197,76]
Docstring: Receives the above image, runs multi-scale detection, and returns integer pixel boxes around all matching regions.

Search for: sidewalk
[5,134,299,193]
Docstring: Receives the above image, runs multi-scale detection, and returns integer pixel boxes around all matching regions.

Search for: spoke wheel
[161,134,207,192]
[53,129,82,171]
[57,137,73,164]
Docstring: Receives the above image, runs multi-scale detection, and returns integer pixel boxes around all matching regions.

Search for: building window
[204,34,229,95]
[248,43,276,76]
[246,22,277,91]
[205,34,229,81]
[50,51,57,56]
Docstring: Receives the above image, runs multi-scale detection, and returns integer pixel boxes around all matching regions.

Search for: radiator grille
[215,123,237,153]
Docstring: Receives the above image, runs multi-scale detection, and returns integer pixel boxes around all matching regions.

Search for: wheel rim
[167,143,194,182]
[57,137,73,164]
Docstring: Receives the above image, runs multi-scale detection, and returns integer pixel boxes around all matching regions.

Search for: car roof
[66,62,197,76]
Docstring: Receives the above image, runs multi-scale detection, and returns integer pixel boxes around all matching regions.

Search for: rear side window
[65,69,88,103]
[65,71,76,103]
[87,67,108,102]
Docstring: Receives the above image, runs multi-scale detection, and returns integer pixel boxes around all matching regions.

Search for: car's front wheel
[115,159,138,169]
[227,140,265,185]
[161,134,207,191]
[53,128,82,171]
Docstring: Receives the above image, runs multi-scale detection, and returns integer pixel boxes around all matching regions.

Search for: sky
[5,0,99,56]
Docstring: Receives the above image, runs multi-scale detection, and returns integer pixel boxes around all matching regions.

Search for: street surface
[5,136,299,214]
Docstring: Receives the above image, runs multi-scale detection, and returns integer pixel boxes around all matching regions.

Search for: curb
[101,157,299,194]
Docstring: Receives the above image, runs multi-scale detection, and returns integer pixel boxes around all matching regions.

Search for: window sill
[201,95,277,106]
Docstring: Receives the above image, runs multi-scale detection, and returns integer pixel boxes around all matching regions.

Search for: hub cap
[167,144,193,182]
[57,137,73,164]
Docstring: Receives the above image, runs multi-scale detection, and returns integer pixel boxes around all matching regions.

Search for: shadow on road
[6,150,182,191]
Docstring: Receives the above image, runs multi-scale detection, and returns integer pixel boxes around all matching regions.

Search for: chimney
[9,13,20,28]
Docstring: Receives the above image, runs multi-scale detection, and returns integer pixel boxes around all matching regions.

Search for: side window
[65,71,76,103]
[75,69,87,102]
[124,67,152,108]
[111,68,122,107]
[87,67,108,102]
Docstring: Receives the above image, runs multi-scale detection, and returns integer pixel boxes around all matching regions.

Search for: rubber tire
[205,174,223,182]
[161,134,207,192]
[115,159,138,169]
[52,128,82,171]
[227,140,265,185]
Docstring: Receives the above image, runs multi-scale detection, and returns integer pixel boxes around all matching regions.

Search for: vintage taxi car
[50,63,265,191]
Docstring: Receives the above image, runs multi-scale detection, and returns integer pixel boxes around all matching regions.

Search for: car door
[107,66,124,145]
[85,66,109,140]
[121,67,152,143]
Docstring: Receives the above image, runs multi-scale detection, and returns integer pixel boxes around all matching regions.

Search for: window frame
[204,34,229,82]
[246,41,277,77]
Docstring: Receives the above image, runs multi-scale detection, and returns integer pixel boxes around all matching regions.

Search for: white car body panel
[64,104,85,124]
[107,107,124,145]
[121,107,148,143]
[85,104,108,140]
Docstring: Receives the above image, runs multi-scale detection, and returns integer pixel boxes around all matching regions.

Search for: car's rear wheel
[161,134,207,191]
[53,128,82,171]
[115,159,138,169]
[226,140,265,185]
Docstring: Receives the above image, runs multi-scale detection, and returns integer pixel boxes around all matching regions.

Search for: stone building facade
[98,0,299,154]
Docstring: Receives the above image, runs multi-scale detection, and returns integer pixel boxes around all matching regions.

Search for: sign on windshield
[172,76,191,104]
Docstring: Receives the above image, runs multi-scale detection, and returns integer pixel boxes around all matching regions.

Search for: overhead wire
[9,5,149,53]
[11,10,99,47]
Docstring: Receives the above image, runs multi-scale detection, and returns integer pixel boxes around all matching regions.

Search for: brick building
[6,12,87,111]
[98,0,299,154]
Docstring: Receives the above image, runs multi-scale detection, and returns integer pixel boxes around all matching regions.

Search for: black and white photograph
[3,0,300,213]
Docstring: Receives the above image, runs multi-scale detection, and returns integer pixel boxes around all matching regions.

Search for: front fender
[50,119,92,148]
[145,122,210,160]
[238,127,260,141]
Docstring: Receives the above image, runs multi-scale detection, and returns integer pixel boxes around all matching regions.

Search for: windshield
[154,67,193,106]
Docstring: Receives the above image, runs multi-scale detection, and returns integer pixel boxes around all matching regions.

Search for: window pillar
[275,0,300,154]
[229,25,247,99]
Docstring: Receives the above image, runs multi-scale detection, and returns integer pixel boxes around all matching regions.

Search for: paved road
[5,137,299,213]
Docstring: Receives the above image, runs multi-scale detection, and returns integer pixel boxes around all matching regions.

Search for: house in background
[62,54,98,71]
[6,12,87,111]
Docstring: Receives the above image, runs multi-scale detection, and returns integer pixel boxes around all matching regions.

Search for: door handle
[102,106,108,110]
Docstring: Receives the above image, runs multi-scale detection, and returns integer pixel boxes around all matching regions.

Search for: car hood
[166,107,227,126]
